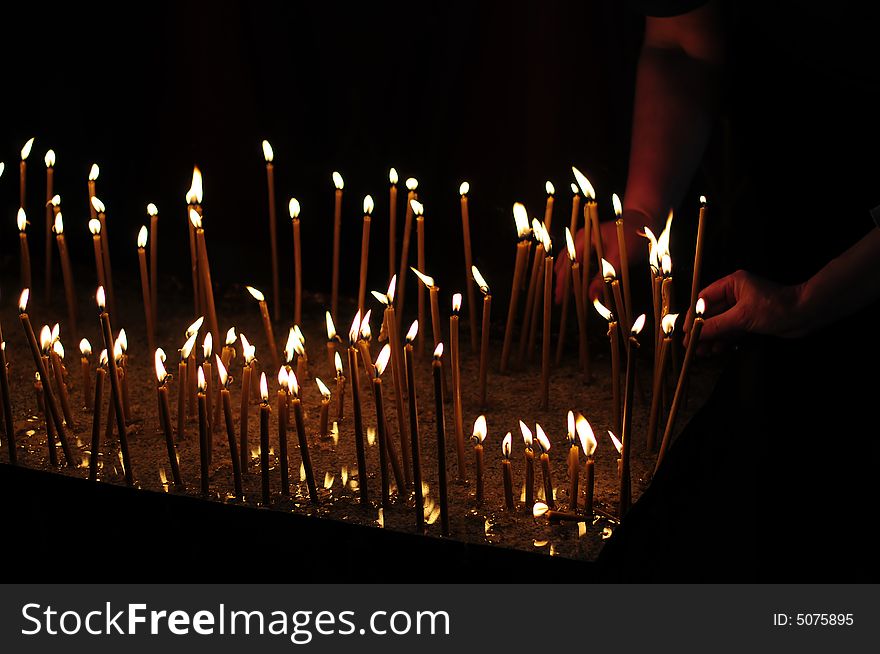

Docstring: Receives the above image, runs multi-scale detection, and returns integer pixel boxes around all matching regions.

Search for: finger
[696,273,740,317]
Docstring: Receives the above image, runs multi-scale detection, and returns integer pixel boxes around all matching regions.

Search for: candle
[371,344,393,509]
[603,259,627,344]
[49,339,75,431]
[412,267,449,400]
[88,163,99,222]
[316,377,331,438]
[578,413,597,516]
[147,203,159,325]
[519,220,545,366]
[500,203,531,372]
[501,433,514,510]
[0,321,17,465]
[459,182,479,352]
[259,372,271,505]
[520,421,535,509]
[96,287,132,484]
[619,313,646,517]
[78,339,92,410]
[18,208,32,291]
[647,313,677,451]
[555,238,574,366]
[594,299,621,434]
[20,137,33,211]
[116,331,131,424]
[690,196,708,316]
[472,266,492,408]
[37,372,57,466]
[334,352,346,422]
[431,343,450,536]
[660,253,679,376]
[610,431,622,479]
[472,415,487,505]
[293,332,310,385]
[412,201,427,354]
[136,226,156,356]
[44,149,55,302]
[90,196,116,316]
[53,213,78,340]
[202,334,214,454]
[185,167,203,315]
[572,166,610,307]
[87,353,107,481]
[655,299,706,474]
[395,177,418,326]
[331,171,344,323]
[533,502,581,524]
[239,333,256,470]
[88,218,107,293]
[449,293,467,480]
[543,179,556,230]
[612,194,633,331]
[246,286,280,372]
[541,248,554,411]
[155,350,182,486]
[261,140,281,321]
[290,370,319,504]
[190,210,220,353]
[567,229,591,382]
[289,198,303,326]
[216,356,243,497]
[568,183,582,246]
[18,290,75,467]
[178,331,198,441]
[389,168,398,279]
[404,321,423,529]
[535,424,554,509]
[277,367,291,496]
[566,411,579,511]
[357,195,374,316]
[347,313,369,506]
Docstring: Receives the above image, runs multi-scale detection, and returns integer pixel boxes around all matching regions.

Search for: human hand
[684,270,808,353]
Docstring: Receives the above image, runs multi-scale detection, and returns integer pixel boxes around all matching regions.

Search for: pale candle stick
[53,212,78,340]
[449,293,466,480]
[620,313,646,517]
[612,193,632,330]
[459,182,479,352]
[543,180,556,231]
[136,226,156,356]
[88,218,106,291]
[90,196,116,316]
[246,286,280,372]
[500,203,531,372]
[17,209,32,291]
[395,177,418,326]
[290,198,303,326]
[331,171,344,324]
[577,413,597,515]
[357,195,374,316]
[44,149,55,302]
[412,200,427,354]
[690,196,708,316]
[389,168,398,279]
[147,203,159,325]
[471,266,492,408]
[262,140,281,321]
[88,163,99,222]
[20,138,34,211]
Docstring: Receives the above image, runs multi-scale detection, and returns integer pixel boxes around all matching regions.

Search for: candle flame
[216,355,229,387]
[240,333,256,364]
[0,162,4,177]
[181,331,198,359]
[565,227,577,261]
[21,137,34,160]
[53,339,64,358]
[203,332,213,359]
[51,323,60,343]
[452,293,462,313]
[535,424,551,453]
[113,337,124,363]
[288,197,301,219]
[325,311,337,340]
[471,265,490,295]
[261,139,274,163]
[609,431,622,454]
[45,149,55,167]
[293,324,305,346]
[88,218,101,235]
[386,275,397,303]
[186,166,203,205]
[533,502,549,518]
[50,212,62,235]
[644,226,660,273]
[91,196,105,214]
[593,298,613,322]
[316,377,331,399]
[612,193,622,217]
[696,297,706,316]
[410,199,424,216]
[17,208,27,232]
[335,351,344,376]
[661,253,672,276]
[405,320,418,343]
[137,225,148,248]
[40,325,52,353]
[246,286,265,302]
[657,209,673,259]
[189,208,203,229]
[370,290,389,306]
[513,202,530,239]
[363,195,374,215]
[406,177,418,191]
[289,369,300,397]
[360,310,372,341]
[661,313,678,335]
[631,313,646,335]
[118,328,128,353]
[502,432,512,459]
[96,286,106,311]
[545,180,555,195]
[89,163,100,181]
[348,311,361,343]
[411,267,435,288]
[433,342,444,359]
[197,366,207,393]
[389,167,398,185]
[50,194,61,207]
[570,183,579,194]
[459,181,469,196]
[567,410,576,443]
[292,334,305,359]
[259,372,268,402]
[332,171,344,190]
[700,195,707,206]
[540,227,552,253]
[155,348,169,383]
[99,349,109,366]
[576,414,596,456]
[80,338,92,356]
[571,166,595,200]
[519,420,533,448]
[472,415,487,444]
[186,316,204,338]
[375,343,392,377]
[146,203,158,217]
[531,219,543,244]
[601,258,616,281]
[278,365,289,390]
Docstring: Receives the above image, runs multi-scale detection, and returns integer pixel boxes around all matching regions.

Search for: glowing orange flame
[261,139,274,163]
[696,298,706,316]
[411,267,435,288]
[406,320,419,343]
[189,208,202,229]
[246,286,265,302]
[375,344,392,377]
[137,225,148,248]
[259,372,268,402]
[289,198,300,219]
[571,166,595,200]
[519,420,533,448]
[39,325,52,353]
[332,171,344,190]
[502,432,512,459]
[459,181,469,196]
[95,286,105,311]
[631,313,647,335]
[89,163,100,181]
[576,414,596,456]
[348,310,362,343]
[181,332,198,359]
[472,415,487,444]
[278,365,289,390]
[452,293,462,313]
[363,195,374,215]
[186,167,203,204]
[433,342,444,359]
[609,431,622,454]
[389,168,399,185]
[406,177,418,191]
[225,327,236,346]
[147,203,158,217]
[90,196,105,214]
[79,338,92,357]
[185,316,204,338]
[17,208,26,232]
[203,332,213,359]
[21,138,34,160]
[535,424,551,453]
[612,193,622,217]
[513,202,530,238]
[88,218,101,235]
[99,349,108,366]
[410,199,424,216]
[335,351,344,376]
[661,313,678,335]
[565,227,577,261]
[471,266,490,295]
[155,349,169,383]
[593,298,613,322]
[44,149,55,168]
[601,258,616,281]
[216,355,229,387]
[533,502,549,518]
[316,377,331,400]
[326,312,337,341]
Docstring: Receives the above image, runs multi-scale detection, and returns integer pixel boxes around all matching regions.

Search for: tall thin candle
[331,171,344,324]
[404,321,423,529]
[472,266,492,408]
[389,168,398,279]
[87,352,106,481]
[459,182,479,351]
[17,209,31,291]
[500,203,531,372]
[155,350,181,486]
[44,149,55,302]
[290,370,319,504]
[148,203,159,325]
[620,314,646,517]
[347,313,369,505]
[290,198,303,326]
[136,226,156,356]
[216,356,243,497]
[262,140,280,321]
[449,293,466,480]
[53,213,78,340]
[472,415,487,505]
[432,344,449,536]
[96,287,131,484]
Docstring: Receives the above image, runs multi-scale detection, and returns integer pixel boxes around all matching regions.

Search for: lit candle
[116,331,132,425]
[533,502,581,524]
[185,167,203,315]
[334,351,346,422]
[577,413,597,515]
[535,424,554,509]
[594,299,621,434]
[324,310,339,373]
[610,431,622,479]
[395,177,419,324]
[655,299,706,475]
[293,330,309,385]
[501,432,514,510]
[49,337,75,431]
[0,321,14,465]
[520,420,535,509]
[17,208,32,290]
[472,266,492,408]
[239,333,256,470]
[404,321,423,528]
[555,232,574,367]
[79,339,92,409]
[412,267,448,399]
[88,218,106,292]
[53,213,78,340]
[96,287,131,484]
[147,203,159,324]
[87,350,107,481]
[88,163,99,222]
[371,344,393,508]
[136,226,156,356]
[572,166,610,307]
[568,183,581,247]
[519,219,545,366]
[500,203,531,372]
[347,312,369,505]
[540,235,554,410]
[660,253,676,372]
[258,371,271,505]
[262,140,281,321]
[612,193,632,330]
[431,343,450,536]
[543,180,556,230]
[289,370,319,504]
[44,149,55,302]
[389,168,399,279]
[178,329,198,440]
[412,201,427,354]
[459,182,479,351]
[190,210,220,353]
[566,411,579,510]
[20,137,34,210]
[290,198,303,325]
[472,415,487,504]
[216,355,243,497]
[567,228,591,382]
[277,367,291,496]
[316,377,331,438]
[246,285,280,372]
[155,349,182,486]
[690,196,708,316]
[647,313,677,452]
[449,293,467,480]
[90,196,116,316]
[602,258,627,344]
[357,194,374,316]
[202,334,214,451]
[619,313,646,517]
[331,171,344,323]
